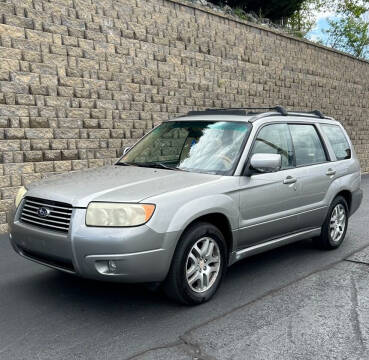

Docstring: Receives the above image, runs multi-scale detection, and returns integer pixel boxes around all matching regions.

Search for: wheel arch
[334,190,352,212]
[180,212,234,261]
[328,172,360,216]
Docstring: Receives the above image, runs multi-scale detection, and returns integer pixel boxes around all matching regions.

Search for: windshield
[118,121,252,175]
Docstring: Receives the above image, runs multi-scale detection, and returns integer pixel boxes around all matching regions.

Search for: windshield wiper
[135,162,186,171]
[116,162,136,167]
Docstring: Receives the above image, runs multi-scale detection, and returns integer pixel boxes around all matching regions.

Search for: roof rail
[187,109,248,116]
[311,110,325,118]
[187,106,288,117]
[288,110,325,119]
[186,106,327,119]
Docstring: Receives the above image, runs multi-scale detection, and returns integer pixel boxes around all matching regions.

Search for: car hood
[26,165,222,207]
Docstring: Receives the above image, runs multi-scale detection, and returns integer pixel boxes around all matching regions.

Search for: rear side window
[252,123,294,169]
[321,124,351,160]
[289,124,327,166]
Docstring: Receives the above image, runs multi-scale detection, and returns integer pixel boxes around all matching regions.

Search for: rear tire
[164,222,227,305]
[313,196,348,250]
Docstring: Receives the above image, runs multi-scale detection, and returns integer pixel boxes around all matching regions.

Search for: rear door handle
[326,169,336,176]
[283,176,297,185]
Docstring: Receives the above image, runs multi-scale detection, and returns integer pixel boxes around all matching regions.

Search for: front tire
[313,196,348,250]
[164,222,227,305]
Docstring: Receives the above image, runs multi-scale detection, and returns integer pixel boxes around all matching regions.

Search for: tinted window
[252,124,294,169]
[289,124,327,166]
[321,124,351,160]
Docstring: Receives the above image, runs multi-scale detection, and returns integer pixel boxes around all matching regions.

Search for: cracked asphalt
[0,176,368,359]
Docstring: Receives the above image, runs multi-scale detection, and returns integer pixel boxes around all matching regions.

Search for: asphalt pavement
[142,248,369,360]
[0,176,368,360]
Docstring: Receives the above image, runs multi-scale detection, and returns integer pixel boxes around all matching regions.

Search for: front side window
[251,123,294,169]
[118,121,252,175]
[321,124,351,160]
[289,124,327,166]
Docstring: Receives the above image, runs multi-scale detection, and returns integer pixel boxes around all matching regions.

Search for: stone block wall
[0,0,368,232]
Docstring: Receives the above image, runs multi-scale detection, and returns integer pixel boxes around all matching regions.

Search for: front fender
[166,194,238,234]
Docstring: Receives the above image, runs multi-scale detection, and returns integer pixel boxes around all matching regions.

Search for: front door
[238,123,301,249]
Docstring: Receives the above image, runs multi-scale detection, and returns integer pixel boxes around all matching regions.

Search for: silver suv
[9,106,363,305]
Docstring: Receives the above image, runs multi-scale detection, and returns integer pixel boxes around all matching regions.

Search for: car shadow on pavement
[12,238,317,311]
[2,235,363,360]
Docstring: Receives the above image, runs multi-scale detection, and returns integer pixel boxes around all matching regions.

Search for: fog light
[95,260,119,275]
[108,260,117,273]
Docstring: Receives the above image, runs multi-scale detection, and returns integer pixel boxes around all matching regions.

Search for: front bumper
[9,203,178,283]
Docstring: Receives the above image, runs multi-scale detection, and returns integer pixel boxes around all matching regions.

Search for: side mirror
[122,147,131,156]
[250,153,281,173]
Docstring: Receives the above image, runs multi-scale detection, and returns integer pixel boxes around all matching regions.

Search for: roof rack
[289,110,325,119]
[187,109,248,116]
[187,106,288,117]
[186,106,326,119]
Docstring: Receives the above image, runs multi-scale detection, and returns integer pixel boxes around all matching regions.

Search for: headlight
[86,203,155,227]
[15,186,27,208]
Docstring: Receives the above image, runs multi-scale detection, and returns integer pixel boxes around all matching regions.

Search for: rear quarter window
[321,124,351,160]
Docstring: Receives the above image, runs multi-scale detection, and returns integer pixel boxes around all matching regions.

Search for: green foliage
[233,7,248,20]
[285,0,368,58]
[286,0,326,37]
[324,0,369,58]
[209,0,369,59]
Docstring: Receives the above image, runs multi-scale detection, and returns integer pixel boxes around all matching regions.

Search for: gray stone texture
[0,0,369,231]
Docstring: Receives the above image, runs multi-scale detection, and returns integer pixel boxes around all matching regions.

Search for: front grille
[20,197,72,233]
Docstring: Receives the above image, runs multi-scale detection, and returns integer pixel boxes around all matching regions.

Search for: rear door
[287,122,333,230]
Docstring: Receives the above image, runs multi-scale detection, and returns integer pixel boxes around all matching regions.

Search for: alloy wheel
[185,237,221,293]
[330,204,346,243]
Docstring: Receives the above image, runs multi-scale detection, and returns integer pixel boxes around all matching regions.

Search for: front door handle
[326,168,336,177]
[283,176,297,185]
